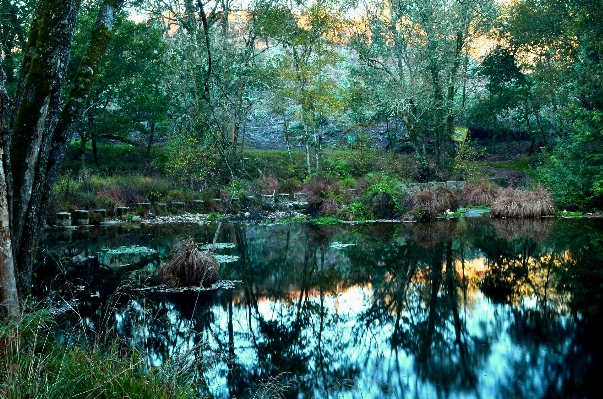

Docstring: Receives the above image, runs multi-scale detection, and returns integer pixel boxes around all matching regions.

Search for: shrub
[338,202,372,221]
[302,174,342,213]
[319,197,340,216]
[364,191,398,219]
[491,187,555,218]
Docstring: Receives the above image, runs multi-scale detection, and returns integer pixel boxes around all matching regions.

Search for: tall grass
[491,187,555,218]
[0,310,194,399]
[459,182,500,206]
[405,188,459,221]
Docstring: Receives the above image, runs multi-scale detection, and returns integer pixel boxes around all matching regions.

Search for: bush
[491,187,555,218]
[338,202,372,221]
[302,174,342,213]
[319,197,340,216]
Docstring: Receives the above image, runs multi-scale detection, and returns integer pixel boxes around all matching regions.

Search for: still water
[35,218,603,398]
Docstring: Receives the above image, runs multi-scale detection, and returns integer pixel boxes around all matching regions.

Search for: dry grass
[158,238,219,287]
[491,187,555,218]
[491,218,556,242]
[405,188,458,221]
[460,182,500,206]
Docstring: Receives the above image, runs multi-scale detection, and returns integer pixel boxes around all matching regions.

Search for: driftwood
[158,238,219,287]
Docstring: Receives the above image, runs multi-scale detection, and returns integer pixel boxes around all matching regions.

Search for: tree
[0,58,19,319]
[258,0,345,175]
[1,0,122,318]
[350,0,496,179]
[0,0,36,90]
[82,16,171,163]
[498,0,603,205]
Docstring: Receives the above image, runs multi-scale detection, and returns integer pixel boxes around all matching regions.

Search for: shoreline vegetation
[48,143,595,229]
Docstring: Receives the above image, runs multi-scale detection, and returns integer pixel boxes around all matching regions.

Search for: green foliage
[338,202,372,221]
[485,156,532,173]
[556,210,583,217]
[164,132,222,190]
[535,109,603,207]
[312,216,341,225]
[207,212,222,221]
[452,139,488,181]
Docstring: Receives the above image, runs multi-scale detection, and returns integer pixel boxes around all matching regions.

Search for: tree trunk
[45,0,122,199]
[10,0,81,298]
[147,120,155,159]
[0,61,20,319]
[304,126,312,176]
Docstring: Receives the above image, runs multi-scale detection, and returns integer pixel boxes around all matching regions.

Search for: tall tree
[350,0,496,179]
[0,0,122,317]
[258,0,344,175]
[499,0,603,205]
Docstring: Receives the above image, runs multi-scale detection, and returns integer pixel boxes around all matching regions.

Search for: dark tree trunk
[9,0,81,298]
[147,120,155,159]
[92,137,99,165]
[5,0,121,302]
[45,0,122,194]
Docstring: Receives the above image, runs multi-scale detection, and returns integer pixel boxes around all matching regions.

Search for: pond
[34,218,603,398]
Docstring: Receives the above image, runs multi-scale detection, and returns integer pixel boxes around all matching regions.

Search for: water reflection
[35,218,603,398]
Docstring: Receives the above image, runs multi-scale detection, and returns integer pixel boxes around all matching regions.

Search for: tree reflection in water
[35,218,603,398]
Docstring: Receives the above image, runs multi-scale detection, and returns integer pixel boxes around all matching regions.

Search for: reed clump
[158,238,219,287]
[460,182,500,206]
[491,187,555,218]
[405,187,458,221]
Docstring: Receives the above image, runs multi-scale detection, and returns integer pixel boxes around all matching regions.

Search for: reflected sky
[36,218,603,398]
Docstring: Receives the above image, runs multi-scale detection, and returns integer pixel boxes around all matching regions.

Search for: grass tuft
[491,187,555,218]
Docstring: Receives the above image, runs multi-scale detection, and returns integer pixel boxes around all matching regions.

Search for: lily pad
[135,280,241,292]
[199,242,237,250]
[214,254,240,263]
[330,241,356,249]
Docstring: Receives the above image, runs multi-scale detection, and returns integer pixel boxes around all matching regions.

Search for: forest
[1,0,602,396]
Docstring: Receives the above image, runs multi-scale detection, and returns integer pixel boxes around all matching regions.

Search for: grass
[483,155,532,173]
[312,216,342,225]
[0,311,194,399]
[556,210,583,217]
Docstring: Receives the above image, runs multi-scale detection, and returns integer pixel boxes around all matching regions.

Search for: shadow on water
[34,218,603,398]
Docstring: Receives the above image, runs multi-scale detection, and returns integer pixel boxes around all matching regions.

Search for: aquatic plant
[158,238,219,287]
